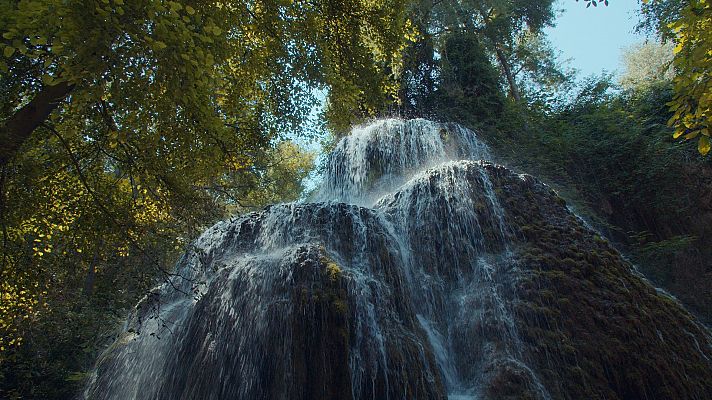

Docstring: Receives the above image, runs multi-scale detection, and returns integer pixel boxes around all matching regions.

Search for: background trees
[619,41,675,91]
[392,0,559,124]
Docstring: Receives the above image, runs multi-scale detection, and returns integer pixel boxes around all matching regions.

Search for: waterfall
[85,118,712,400]
[318,118,491,206]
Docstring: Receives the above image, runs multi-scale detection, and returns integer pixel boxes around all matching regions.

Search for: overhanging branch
[0,81,75,164]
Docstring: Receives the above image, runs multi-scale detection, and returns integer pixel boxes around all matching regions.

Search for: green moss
[326,261,341,282]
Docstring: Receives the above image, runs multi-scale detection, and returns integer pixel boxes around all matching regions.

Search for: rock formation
[85,119,712,400]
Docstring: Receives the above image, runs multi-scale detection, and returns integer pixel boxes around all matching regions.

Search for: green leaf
[3,46,15,58]
[699,136,711,155]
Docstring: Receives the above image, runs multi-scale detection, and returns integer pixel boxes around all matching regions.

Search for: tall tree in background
[396,0,558,118]
[437,31,505,126]
[479,0,556,100]
[434,0,556,99]
[397,0,440,114]
[619,41,675,91]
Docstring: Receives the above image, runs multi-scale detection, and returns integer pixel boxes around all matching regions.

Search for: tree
[0,0,412,370]
[619,41,675,91]
[437,32,505,125]
[0,0,412,162]
[395,0,557,114]
[430,0,557,101]
[638,0,684,38]
[507,31,570,97]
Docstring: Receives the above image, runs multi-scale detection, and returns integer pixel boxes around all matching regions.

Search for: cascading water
[318,119,491,206]
[85,118,712,400]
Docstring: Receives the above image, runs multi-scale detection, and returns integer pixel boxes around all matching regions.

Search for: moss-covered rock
[87,159,712,400]
[484,162,712,400]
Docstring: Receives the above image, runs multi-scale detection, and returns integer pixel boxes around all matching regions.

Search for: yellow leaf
[685,130,699,140]
[699,136,711,155]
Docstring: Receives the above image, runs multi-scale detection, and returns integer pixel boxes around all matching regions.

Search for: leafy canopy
[0,0,412,359]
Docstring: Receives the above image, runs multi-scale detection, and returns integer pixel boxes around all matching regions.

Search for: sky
[545,0,649,79]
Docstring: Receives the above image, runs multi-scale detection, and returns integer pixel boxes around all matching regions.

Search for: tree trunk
[493,44,521,101]
[0,81,74,164]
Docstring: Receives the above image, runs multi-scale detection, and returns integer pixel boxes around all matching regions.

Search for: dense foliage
[0,0,412,398]
[639,0,712,154]
[666,1,712,154]
[435,32,505,127]
[393,0,561,122]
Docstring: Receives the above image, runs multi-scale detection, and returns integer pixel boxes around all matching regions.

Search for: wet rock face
[85,204,445,400]
[86,119,712,400]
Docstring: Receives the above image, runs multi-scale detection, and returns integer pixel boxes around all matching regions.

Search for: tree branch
[0,81,75,164]
[45,123,195,294]
[0,164,8,273]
